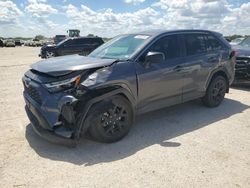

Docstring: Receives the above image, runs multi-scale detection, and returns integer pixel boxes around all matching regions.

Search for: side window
[139,35,181,63]
[75,38,86,45]
[185,34,207,56]
[63,39,73,46]
[206,35,224,51]
[92,38,102,45]
[97,38,104,45]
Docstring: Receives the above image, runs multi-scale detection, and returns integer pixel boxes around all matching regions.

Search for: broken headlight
[44,75,81,92]
[81,68,111,87]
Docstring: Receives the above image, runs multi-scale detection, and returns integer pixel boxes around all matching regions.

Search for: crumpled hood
[31,55,115,76]
[233,45,250,57]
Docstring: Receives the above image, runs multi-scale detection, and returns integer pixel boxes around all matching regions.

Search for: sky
[0,0,250,38]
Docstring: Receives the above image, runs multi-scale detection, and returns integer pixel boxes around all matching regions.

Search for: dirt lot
[0,47,249,188]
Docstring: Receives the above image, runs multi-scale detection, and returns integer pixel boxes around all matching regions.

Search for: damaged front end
[23,54,117,146]
[23,70,90,147]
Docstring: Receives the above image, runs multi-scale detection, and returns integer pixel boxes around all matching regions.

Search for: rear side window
[74,38,103,45]
[184,34,207,56]
[93,38,104,45]
[206,35,224,51]
[88,38,103,45]
[148,35,181,60]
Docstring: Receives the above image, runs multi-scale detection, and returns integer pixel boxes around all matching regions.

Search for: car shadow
[25,98,249,166]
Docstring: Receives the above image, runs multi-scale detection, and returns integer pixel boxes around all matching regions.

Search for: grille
[236,57,249,69]
[24,84,42,105]
[235,57,250,78]
[236,57,249,65]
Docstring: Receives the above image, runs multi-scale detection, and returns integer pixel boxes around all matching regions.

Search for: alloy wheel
[99,104,128,136]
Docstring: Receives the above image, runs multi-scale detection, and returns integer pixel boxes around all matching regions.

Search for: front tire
[202,76,227,107]
[45,51,54,58]
[86,95,134,143]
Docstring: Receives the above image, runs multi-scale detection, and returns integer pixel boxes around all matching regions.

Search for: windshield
[239,37,250,47]
[88,34,151,60]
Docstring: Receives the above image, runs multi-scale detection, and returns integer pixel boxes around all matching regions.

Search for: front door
[135,34,185,113]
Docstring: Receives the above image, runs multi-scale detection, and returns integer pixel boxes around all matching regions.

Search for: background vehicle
[233,37,250,83]
[15,39,22,46]
[0,39,3,47]
[39,37,104,58]
[67,29,80,37]
[230,37,245,45]
[23,30,235,146]
[54,35,67,44]
[5,39,15,47]
[33,39,43,47]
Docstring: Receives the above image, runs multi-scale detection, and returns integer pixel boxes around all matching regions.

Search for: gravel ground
[0,47,249,188]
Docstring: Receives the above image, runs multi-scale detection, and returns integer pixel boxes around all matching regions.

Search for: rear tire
[202,76,227,107]
[87,95,134,143]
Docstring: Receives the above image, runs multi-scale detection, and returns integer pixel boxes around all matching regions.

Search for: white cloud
[0,0,22,24]
[25,1,57,18]
[64,1,250,37]
[221,2,250,35]
[0,0,250,37]
[24,0,58,31]
[28,0,47,3]
[153,0,230,26]
[152,0,250,35]
[124,0,145,5]
[66,4,160,36]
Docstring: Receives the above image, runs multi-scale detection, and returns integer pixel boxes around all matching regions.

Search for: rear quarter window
[206,35,226,51]
[88,38,104,45]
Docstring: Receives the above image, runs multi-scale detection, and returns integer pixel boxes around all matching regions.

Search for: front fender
[74,85,136,139]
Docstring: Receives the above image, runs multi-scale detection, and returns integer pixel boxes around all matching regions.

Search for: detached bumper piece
[25,105,77,147]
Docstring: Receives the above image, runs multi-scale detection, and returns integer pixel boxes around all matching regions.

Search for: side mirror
[145,51,165,65]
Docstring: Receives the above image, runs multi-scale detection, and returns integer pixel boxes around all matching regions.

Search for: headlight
[81,68,111,87]
[44,75,81,92]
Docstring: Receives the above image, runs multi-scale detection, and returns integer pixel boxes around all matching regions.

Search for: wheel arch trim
[74,86,136,140]
[205,67,230,93]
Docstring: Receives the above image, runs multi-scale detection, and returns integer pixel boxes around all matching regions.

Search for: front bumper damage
[23,76,82,147]
[24,93,79,147]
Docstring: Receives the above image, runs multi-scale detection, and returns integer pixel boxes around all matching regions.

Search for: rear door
[80,38,104,54]
[135,34,185,113]
[181,33,230,102]
[80,38,93,54]
[181,33,212,102]
[73,38,86,54]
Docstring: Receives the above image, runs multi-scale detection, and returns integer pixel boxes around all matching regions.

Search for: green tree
[87,34,95,37]
[34,35,45,41]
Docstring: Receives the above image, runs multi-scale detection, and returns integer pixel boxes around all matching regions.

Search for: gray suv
[23,30,235,146]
